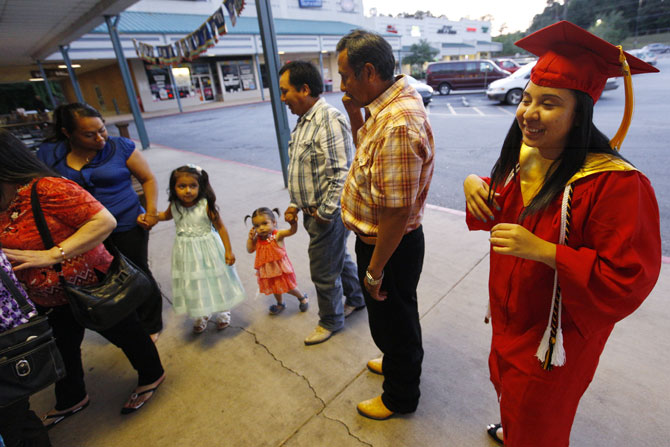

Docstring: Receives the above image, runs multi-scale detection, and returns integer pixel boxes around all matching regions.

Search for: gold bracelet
[55,244,66,261]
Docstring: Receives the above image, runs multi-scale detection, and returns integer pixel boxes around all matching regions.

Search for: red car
[493,58,521,74]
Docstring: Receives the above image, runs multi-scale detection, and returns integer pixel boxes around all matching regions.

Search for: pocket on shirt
[353,152,371,186]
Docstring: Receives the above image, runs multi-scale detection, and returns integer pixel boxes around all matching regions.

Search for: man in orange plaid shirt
[337,29,434,420]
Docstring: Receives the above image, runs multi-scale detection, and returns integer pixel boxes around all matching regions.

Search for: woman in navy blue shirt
[37,103,163,340]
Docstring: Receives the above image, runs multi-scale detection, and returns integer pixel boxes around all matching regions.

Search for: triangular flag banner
[224,0,237,27]
[133,1,242,67]
[208,6,227,42]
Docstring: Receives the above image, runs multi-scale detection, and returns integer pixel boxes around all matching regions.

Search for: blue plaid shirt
[287,97,353,220]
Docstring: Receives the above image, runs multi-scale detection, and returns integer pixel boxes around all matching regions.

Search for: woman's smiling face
[516,81,577,159]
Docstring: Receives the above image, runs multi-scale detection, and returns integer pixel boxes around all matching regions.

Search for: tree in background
[589,11,630,44]
[403,39,439,78]
[492,31,528,55]
[636,0,670,34]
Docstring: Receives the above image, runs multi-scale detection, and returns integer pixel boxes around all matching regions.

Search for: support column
[167,67,183,113]
[318,51,325,91]
[59,45,84,103]
[105,15,150,149]
[254,53,265,101]
[36,60,57,109]
[255,0,290,186]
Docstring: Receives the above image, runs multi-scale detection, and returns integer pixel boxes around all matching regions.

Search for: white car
[628,49,658,66]
[406,75,434,106]
[487,61,536,105]
[487,60,618,105]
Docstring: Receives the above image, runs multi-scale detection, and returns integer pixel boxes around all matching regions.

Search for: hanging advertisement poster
[239,62,256,90]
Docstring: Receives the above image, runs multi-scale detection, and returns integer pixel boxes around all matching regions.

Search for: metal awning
[0,0,138,67]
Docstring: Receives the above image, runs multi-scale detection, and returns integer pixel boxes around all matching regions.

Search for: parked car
[486,61,535,105]
[628,49,658,66]
[642,43,670,54]
[493,58,521,73]
[426,59,510,95]
[487,61,618,105]
[406,75,434,105]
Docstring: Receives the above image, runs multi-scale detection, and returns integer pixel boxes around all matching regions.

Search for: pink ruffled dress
[254,230,297,295]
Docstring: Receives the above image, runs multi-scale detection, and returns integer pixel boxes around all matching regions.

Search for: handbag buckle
[16,359,31,377]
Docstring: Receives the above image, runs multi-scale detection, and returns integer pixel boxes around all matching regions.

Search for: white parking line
[472,107,485,116]
[447,103,456,115]
[497,106,515,116]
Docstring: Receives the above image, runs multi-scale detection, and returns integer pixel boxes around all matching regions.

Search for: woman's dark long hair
[44,102,103,142]
[0,130,57,185]
[489,89,628,219]
[167,165,219,222]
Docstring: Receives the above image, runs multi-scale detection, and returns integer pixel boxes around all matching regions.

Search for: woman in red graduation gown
[463,21,662,446]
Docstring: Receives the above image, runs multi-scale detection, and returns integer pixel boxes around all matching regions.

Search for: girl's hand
[490,223,557,268]
[4,247,62,270]
[464,174,499,222]
[137,213,158,229]
[284,206,298,224]
[248,228,257,240]
[225,251,236,266]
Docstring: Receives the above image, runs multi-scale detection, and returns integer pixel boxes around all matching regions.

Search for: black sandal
[487,423,504,445]
[42,398,90,429]
[121,374,166,414]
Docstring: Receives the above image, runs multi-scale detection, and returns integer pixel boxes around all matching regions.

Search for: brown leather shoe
[367,356,383,375]
[357,395,394,420]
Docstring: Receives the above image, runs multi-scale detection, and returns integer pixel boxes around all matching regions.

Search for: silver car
[406,75,434,106]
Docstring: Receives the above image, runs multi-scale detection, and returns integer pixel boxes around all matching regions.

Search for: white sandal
[193,316,209,334]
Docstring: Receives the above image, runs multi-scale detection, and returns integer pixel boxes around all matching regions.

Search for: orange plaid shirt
[341,75,434,236]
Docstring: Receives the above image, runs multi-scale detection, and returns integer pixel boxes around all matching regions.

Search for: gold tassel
[609,46,634,151]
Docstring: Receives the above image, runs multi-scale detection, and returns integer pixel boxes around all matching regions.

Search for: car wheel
[505,89,523,105]
[439,83,451,95]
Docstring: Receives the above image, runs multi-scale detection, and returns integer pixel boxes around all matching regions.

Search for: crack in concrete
[234,326,373,447]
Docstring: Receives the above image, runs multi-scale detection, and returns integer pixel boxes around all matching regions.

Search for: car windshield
[510,61,536,79]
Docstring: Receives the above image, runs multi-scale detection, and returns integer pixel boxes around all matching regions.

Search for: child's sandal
[298,294,309,312]
[269,303,286,315]
[193,316,209,333]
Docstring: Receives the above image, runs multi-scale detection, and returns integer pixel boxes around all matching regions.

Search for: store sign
[299,0,322,7]
[386,25,398,34]
[437,25,457,35]
[466,27,477,32]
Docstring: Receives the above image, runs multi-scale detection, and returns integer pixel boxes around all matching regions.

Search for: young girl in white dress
[158,165,246,333]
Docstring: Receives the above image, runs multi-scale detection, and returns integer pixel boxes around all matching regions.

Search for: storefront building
[36,0,499,114]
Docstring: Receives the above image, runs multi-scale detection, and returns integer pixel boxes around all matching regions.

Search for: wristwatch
[365,269,384,286]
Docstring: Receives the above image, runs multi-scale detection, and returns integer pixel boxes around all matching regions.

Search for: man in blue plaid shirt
[280,61,365,345]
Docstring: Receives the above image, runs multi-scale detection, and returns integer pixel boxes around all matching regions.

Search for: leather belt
[356,233,377,245]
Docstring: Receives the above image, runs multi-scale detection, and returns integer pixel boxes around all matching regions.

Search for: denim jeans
[303,210,364,332]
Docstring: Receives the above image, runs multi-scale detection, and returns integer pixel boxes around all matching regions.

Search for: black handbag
[0,265,66,408]
[30,181,151,332]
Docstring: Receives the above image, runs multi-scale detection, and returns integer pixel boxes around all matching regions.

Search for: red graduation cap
[515,21,658,103]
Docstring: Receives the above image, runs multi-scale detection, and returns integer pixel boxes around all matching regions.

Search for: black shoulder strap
[0,263,33,314]
[30,181,62,274]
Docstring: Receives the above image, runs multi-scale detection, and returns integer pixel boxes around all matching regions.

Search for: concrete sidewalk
[31,145,670,447]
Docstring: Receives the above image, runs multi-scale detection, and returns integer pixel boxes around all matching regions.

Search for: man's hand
[284,206,299,224]
[309,209,330,225]
[342,93,363,113]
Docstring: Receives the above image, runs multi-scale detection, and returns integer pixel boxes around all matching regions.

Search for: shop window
[145,64,175,101]
[171,66,195,98]
[221,59,257,92]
